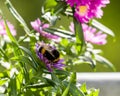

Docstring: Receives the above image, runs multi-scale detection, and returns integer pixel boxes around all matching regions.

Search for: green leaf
[54,1,67,15]
[88,89,99,96]
[73,18,85,55]
[4,19,18,45]
[74,56,96,69]
[95,55,116,71]
[5,0,31,35]
[0,78,8,86]
[49,28,74,36]
[12,55,37,71]
[26,84,51,88]
[51,72,61,86]
[62,82,70,96]
[81,83,99,96]
[62,72,78,96]
[83,56,96,69]
[16,71,23,91]
[69,72,76,84]
[45,0,57,9]
[44,28,74,39]
[60,38,69,47]
[55,70,69,76]
[8,76,17,96]
[92,19,115,37]
[0,71,9,78]
[63,81,85,96]
[43,77,56,87]
[3,17,22,57]
[0,47,9,61]
[80,83,87,94]
[19,46,39,70]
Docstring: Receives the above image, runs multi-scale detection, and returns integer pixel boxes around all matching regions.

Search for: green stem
[18,34,28,43]
[0,47,9,61]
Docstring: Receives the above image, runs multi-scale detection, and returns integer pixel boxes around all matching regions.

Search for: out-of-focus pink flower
[30,18,59,40]
[66,0,110,23]
[69,22,107,45]
[0,19,16,36]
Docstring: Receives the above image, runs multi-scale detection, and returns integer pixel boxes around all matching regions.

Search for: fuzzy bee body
[38,43,60,62]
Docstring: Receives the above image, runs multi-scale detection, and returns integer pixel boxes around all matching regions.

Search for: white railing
[77,73,120,96]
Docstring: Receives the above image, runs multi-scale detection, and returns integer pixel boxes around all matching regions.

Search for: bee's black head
[52,49,60,59]
[38,46,43,53]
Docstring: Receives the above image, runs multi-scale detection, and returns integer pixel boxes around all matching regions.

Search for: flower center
[78,5,88,16]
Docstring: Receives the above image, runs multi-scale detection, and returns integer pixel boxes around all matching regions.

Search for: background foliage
[0,0,119,72]
[0,0,118,95]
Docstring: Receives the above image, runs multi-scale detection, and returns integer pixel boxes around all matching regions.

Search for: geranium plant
[0,0,115,96]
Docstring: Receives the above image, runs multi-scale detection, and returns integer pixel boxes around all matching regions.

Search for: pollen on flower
[78,5,88,16]
[65,0,110,23]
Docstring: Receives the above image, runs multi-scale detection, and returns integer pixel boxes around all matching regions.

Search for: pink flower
[0,19,16,36]
[66,0,110,23]
[69,22,107,45]
[30,18,59,40]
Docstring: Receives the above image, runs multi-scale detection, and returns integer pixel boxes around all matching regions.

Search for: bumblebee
[38,43,60,62]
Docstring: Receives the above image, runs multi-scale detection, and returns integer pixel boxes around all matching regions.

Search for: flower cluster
[31,18,59,40]
[0,17,16,36]
[66,0,110,23]
[0,0,114,95]
[69,22,107,45]
[36,42,65,72]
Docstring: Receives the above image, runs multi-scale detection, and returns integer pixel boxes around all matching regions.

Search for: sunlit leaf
[92,19,115,37]
[5,0,31,35]
[16,71,23,90]
[0,78,8,86]
[80,83,87,94]
[44,28,74,39]
[95,55,116,71]
[60,38,69,47]
[45,0,57,9]
[75,56,96,69]
[88,89,99,96]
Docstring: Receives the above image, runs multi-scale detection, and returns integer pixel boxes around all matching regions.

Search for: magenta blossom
[69,22,107,45]
[36,42,65,72]
[66,0,110,23]
[0,19,16,36]
[30,18,59,40]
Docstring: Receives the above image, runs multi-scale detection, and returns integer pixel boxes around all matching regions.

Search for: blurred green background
[0,0,120,72]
